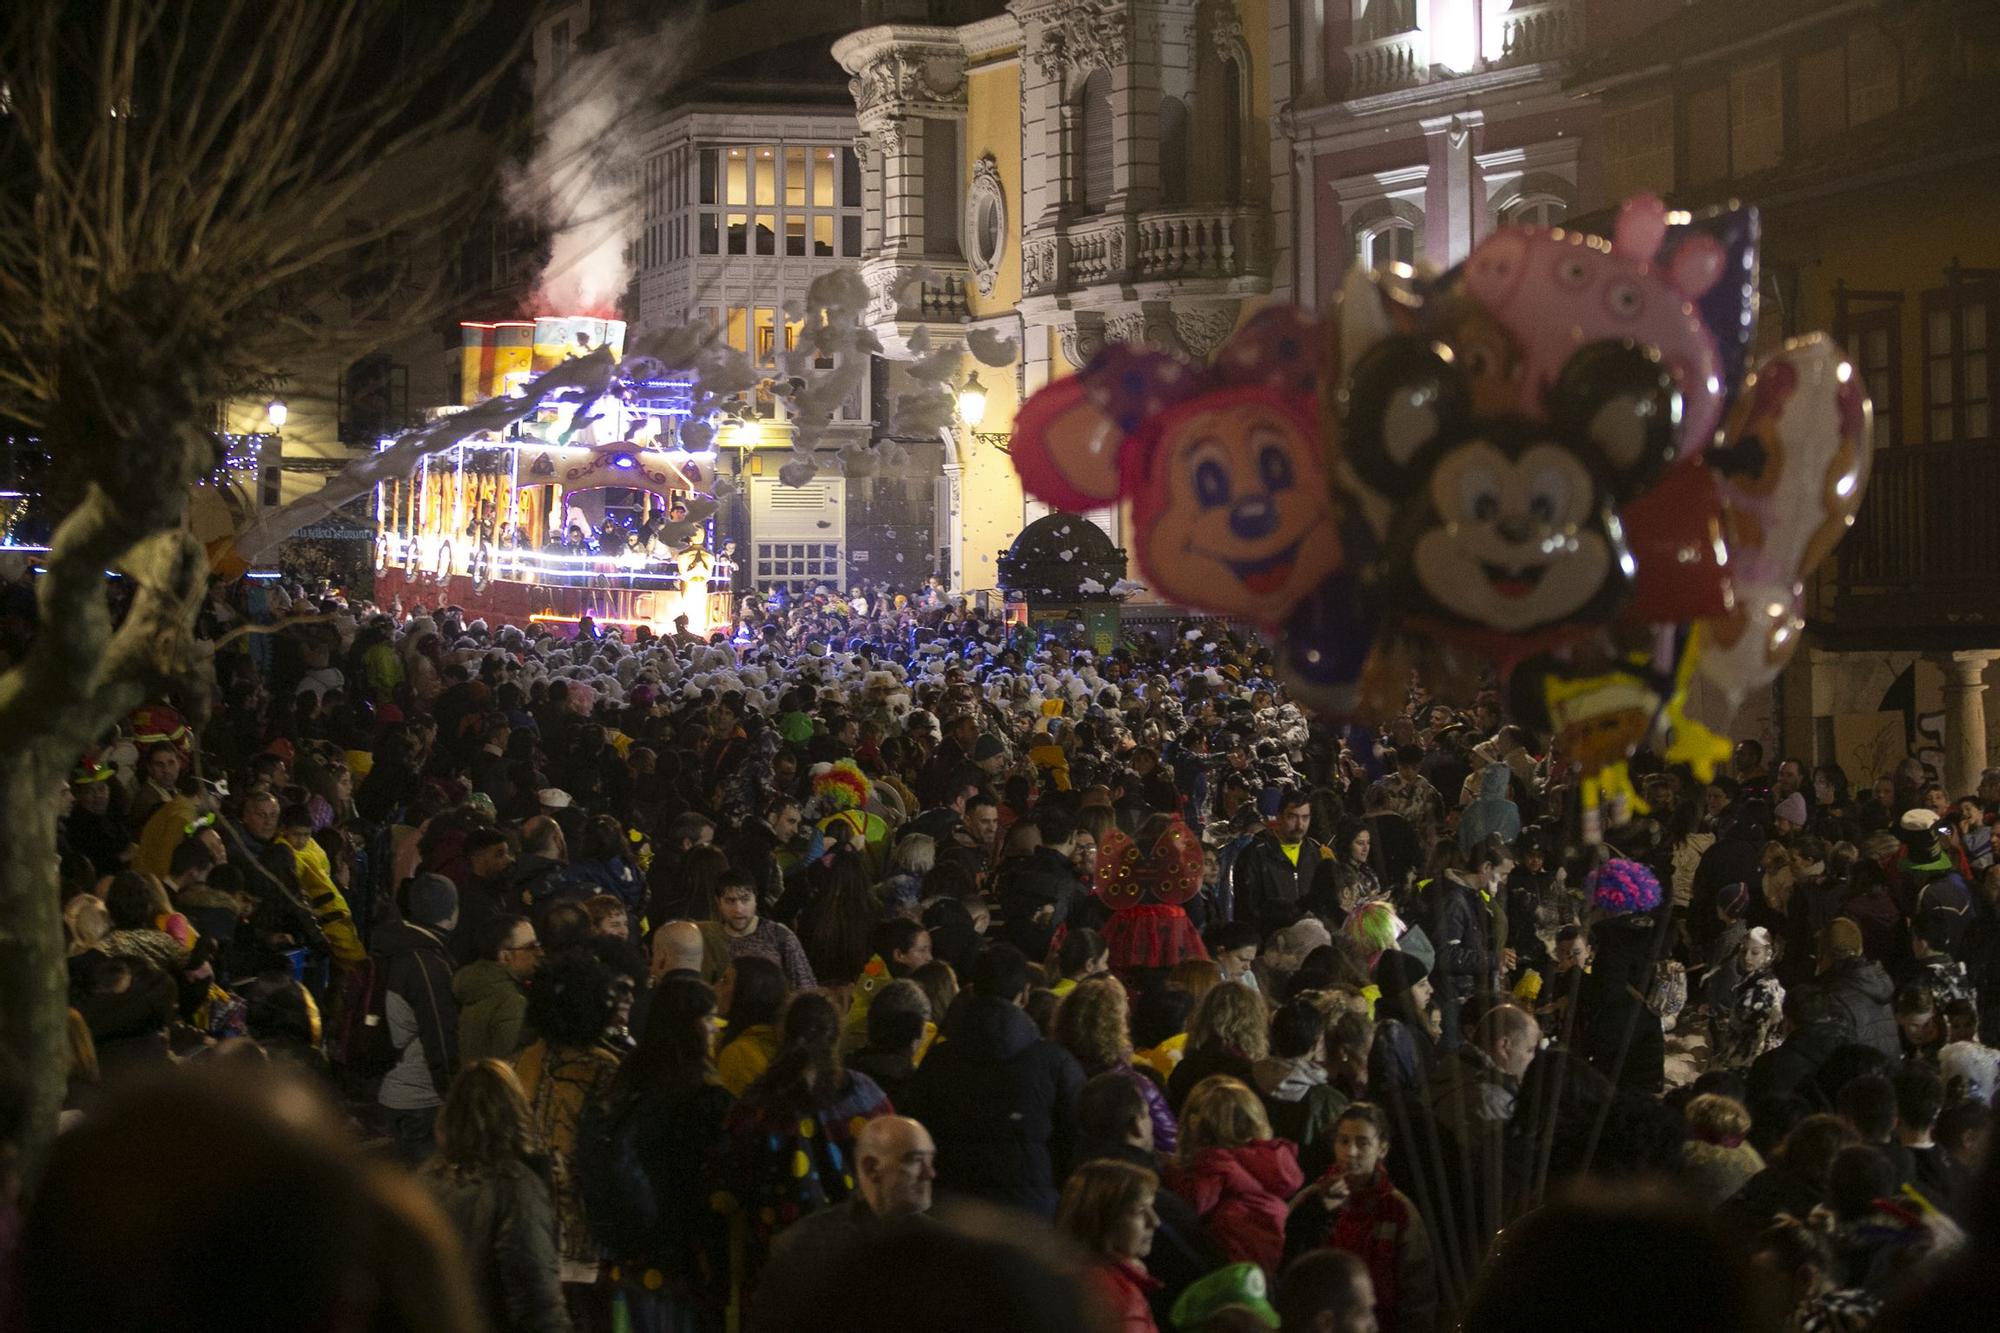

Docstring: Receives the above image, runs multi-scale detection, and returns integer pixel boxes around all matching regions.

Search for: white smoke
[508,11,696,316]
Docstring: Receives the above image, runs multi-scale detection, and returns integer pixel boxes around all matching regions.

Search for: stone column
[1420,110,1485,268]
[1940,651,1997,797]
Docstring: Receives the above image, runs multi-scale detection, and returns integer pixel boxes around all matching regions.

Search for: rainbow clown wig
[810,759,871,813]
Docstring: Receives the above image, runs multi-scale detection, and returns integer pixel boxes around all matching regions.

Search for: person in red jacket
[1058,1159,1165,1332]
[1285,1101,1438,1333]
[1166,1075,1304,1274]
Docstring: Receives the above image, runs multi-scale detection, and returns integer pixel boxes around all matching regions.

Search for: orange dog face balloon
[1009,308,1341,626]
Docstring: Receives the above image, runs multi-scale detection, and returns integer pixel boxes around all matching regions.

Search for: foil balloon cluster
[1010,306,1372,708]
[1006,193,1872,827]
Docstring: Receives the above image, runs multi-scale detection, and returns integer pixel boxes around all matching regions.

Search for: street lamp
[266,399,288,430]
[956,372,988,427]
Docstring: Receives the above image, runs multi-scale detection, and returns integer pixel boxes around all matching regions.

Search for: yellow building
[837,0,1278,596]
[1573,0,2000,791]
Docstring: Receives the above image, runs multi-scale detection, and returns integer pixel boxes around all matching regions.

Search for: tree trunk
[0,749,73,1188]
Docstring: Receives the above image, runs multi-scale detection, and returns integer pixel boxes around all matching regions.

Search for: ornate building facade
[836,0,1279,596]
[1274,1,1664,306]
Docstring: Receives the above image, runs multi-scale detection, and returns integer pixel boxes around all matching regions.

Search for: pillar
[1940,651,1997,798]
[1420,110,1484,268]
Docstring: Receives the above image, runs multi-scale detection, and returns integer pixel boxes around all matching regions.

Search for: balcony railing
[1346,30,1425,97]
[863,257,972,324]
[1819,439,2000,636]
[1136,209,1261,280]
[1500,0,1585,66]
[1031,206,1268,294]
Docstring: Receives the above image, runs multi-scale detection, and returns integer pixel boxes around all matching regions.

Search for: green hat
[1170,1263,1280,1331]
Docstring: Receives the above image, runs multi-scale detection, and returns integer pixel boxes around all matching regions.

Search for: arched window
[1358,217,1417,269]
[1194,48,1245,203]
[1077,68,1113,212]
[1159,95,1189,207]
[1500,193,1569,228]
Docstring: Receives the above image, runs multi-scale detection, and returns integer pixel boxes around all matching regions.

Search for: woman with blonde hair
[63,894,111,957]
[1054,977,1176,1153]
[1057,1159,1164,1332]
[422,1059,568,1333]
[1166,981,1269,1113]
[1166,1075,1302,1273]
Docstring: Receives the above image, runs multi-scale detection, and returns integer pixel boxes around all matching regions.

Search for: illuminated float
[371,316,728,637]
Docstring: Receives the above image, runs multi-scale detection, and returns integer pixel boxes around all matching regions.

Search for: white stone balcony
[1026,205,1268,295]
[1500,0,1584,65]
[1346,29,1425,97]
[1135,208,1265,281]
[862,256,972,324]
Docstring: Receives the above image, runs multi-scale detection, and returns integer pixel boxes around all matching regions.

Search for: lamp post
[956,371,1011,454]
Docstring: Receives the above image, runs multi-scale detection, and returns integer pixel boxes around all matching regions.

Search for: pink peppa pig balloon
[1462,194,1728,456]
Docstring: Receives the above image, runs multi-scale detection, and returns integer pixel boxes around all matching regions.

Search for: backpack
[328,955,396,1079]
[576,1092,659,1260]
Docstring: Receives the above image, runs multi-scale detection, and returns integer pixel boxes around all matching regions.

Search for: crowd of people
[12,569,2000,1333]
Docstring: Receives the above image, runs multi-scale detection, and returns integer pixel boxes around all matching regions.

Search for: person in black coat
[1808,918,1901,1058]
[1229,790,1330,937]
[1690,803,1768,956]
[1071,1072,1225,1320]
[612,974,734,1325]
[1421,837,1510,1052]
[1746,988,1849,1111]
[991,808,1087,961]
[899,944,1084,1218]
[1576,860,1671,1095]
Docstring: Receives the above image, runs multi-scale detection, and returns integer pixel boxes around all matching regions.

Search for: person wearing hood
[1458,762,1522,860]
[375,871,461,1165]
[1251,997,1349,1182]
[900,943,1085,1218]
[1810,916,1901,1058]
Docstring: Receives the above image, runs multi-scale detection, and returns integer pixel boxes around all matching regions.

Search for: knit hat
[1169,1263,1279,1332]
[972,733,1006,761]
[1825,916,1864,958]
[1586,858,1662,916]
[537,788,572,809]
[1716,882,1751,919]
[405,873,458,929]
[1774,792,1808,827]
[1372,948,1430,1000]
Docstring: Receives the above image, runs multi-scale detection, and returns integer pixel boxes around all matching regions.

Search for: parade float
[370,315,729,636]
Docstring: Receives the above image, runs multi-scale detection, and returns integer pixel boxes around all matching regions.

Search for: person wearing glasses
[455,914,541,1069]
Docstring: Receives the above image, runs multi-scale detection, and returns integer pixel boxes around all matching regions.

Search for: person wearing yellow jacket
[277,808,365,967]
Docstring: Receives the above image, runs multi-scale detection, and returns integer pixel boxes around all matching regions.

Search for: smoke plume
[507,9,697,317]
